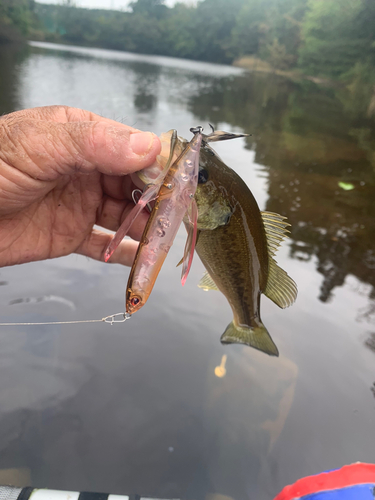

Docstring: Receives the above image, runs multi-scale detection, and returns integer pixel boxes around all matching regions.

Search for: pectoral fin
[198,271,219,291]
[181,198,198,286]
[104,183,160,262]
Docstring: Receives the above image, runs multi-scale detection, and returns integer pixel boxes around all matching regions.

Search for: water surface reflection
[0,42,374,500]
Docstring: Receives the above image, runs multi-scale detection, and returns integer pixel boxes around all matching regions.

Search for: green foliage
[160,4,196,59]
[266,38,296,70]
[231,0,308,62]
[2,0,374,93]
[231,0,268,57]
[299,0,375,78]
[130,0,167,19]
[0,0,38,39]
[192,0,244,62]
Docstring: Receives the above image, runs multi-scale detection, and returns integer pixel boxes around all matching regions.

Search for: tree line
[1,0,375,90]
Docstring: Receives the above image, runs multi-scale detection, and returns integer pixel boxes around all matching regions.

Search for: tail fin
[220,320,279,356]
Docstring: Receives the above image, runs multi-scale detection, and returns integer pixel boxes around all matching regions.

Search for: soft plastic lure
[104,129,180,263]
[104,127,203,315]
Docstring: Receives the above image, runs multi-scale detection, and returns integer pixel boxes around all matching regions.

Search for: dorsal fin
[261,211,291,257]
[261,211,297,308]
[198,271,219,291]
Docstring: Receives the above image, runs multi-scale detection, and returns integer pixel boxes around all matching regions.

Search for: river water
[0,41,374,500]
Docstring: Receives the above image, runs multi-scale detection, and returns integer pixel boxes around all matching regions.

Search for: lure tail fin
[220,320,279,356]
[181,198,198,286]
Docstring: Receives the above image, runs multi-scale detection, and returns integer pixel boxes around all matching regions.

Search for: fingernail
[130,132,155,156]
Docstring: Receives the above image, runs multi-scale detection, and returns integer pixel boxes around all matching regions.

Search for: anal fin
[198,271,219,291]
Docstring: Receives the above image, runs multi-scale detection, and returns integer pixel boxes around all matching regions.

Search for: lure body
[126,130,202,315]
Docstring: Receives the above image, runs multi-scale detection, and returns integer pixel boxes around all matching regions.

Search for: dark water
[0,41,374,500]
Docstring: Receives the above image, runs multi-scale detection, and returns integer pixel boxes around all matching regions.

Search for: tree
[231,0,268,57]
[129,0,167,19]
[298,0,373,78]
[0,0,38,38]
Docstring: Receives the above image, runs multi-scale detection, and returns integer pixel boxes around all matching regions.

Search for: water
[0,41,374,499]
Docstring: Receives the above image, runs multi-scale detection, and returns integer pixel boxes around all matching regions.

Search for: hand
[0,106,161,267]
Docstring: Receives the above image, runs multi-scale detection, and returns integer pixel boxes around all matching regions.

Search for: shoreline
[233,55,338,87]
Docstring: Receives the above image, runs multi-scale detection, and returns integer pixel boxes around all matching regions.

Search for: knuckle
[0,116,25,157]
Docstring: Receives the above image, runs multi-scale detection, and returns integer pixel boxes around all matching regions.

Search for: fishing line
[0,312,130,327]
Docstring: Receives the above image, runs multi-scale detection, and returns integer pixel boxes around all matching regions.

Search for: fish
[190,141,297,356]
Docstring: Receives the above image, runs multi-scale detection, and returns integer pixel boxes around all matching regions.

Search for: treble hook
[132,188,153,213]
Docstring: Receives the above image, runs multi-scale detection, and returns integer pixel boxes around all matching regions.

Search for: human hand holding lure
[0,106,161,268]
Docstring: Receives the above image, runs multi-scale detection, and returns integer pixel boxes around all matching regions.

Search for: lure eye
[198,168,209,184]
[130,296,141,307]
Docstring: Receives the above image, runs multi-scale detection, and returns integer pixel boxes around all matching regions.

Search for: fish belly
[195,214,266,328]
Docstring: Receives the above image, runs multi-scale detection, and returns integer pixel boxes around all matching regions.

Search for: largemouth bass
[191,142,297,356]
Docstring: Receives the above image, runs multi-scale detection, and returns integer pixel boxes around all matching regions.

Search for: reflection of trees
[134,92,156,112]
[132,62,160,114]
[0,44,29,114]
[189,71,375,307]
[267,165,375,303]
[365,332,375,353]
[361,330,375,398]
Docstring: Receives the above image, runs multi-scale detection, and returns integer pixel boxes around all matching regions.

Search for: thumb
[1,117,161,181]
[63,121,161,175]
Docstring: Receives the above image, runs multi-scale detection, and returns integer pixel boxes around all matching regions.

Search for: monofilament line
[0,312,130,326]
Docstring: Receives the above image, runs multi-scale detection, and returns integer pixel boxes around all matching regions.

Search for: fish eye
[198,168,209,184]
[130,296,141,307]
